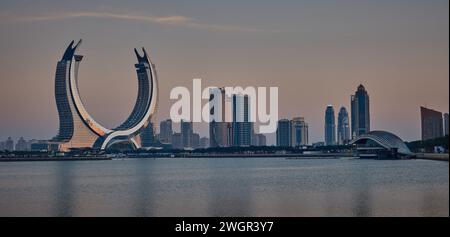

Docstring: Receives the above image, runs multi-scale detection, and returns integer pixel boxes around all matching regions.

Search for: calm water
[0,158,448,217]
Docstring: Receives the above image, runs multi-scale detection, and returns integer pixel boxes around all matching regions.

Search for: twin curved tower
[52,40,158,151]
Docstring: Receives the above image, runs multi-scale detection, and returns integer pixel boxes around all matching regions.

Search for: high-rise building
[171,133,183,150]
[337,107,350,145]
[140,122,155,147]
[5,137,14,151]
[209,88,232,147]
[159,119,173,144]
[15,137,30,151]
[200,137,210,149]
[351,84,370,138]
[252,134,267,146]
[192,133,200,149]
[232,94,252,147]
[420,107,443,140]
[444,113,449,136]
[291,117,309,146]
[181,120,193,148]
[276,119,291,147]
[50,40,158,151]
[325,105,336,146]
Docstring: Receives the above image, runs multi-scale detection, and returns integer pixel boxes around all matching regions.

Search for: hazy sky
[0,0,448,144]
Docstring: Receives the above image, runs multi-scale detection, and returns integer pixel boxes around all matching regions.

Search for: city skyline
[0,0,449,144]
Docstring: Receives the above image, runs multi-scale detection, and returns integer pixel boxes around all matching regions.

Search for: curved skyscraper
[324,105,336,146]
[337,107,350,145]
[52,40,158,151]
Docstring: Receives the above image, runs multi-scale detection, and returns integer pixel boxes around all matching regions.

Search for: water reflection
[205,159,253,216]
[0,158,447,217]
[351,161,372,217]
[130,159,156,216]
[53,162,76,216]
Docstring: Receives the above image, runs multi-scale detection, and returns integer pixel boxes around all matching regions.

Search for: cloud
[1,11,264,33]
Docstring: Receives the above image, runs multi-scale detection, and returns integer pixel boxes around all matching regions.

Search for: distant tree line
[406,136,449,153]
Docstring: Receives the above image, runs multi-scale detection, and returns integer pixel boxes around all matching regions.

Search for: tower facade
[351,84,370,138]
[337,106,350,145]
[52,40,158,151]
[420,106,443,140]
[276,119,291,147]
[291,117,309,146]
[325,105,336,146]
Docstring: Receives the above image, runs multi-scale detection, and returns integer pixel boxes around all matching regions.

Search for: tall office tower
[232,94,252,146]
[337,107,351,145]
[171,133,183,150]
[276,119,291,147]
[5,137,14,151]
[140,122,154,147]
[192,133,200,149]
[325,105,336,146]
[200,137,210,149]
[181,120,193,148]
[0,141,4,151]
[15,137,29,151]
[252,134,267,146]
[291,117,309,147]
[209,87,232,147]
[420,107,443,140]
[159,119,173,144]
[351,84,370,138]
[444,113,449,136]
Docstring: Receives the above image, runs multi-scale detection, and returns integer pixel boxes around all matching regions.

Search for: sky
[0,0,448,144]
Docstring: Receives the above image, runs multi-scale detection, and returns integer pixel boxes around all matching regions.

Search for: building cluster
[320,84,370,146]
[207,88,266,148]
[420,107,449,140]
[150,88,267,150]
[139,120,207,150]
[4,84,448,153]
[276,117,309,147]
[0,137,42,151]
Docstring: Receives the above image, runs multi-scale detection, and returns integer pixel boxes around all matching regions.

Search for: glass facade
[324,105,336,145]
[351,84,370,138]
[420,106,443,140]
[337,106,350,145]
[232,94,252,147]
[276,119,291,147]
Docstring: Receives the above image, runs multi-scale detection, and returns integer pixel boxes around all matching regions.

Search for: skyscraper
[5,137,14,151]
[351,84,370,138]
[171,133,183,150]
[337,107,350,145]
[159,119,173,144]
[420,107,443,140]
[444,113,449,136]
[51,40,158,151]
[252,134,267,146]
[15,137,30,151]
[232,94,252,146]
[291,117,309,146]
[209,88,231,147]
[199,137,210,149]
[276,119,291,147]
[181,120,193,148]
[192,133,200,149]
[325,105,336,146]
[140,122,154,147]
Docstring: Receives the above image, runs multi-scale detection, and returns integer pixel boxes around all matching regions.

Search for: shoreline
[0,153,448,162]
[0,157,112,162]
